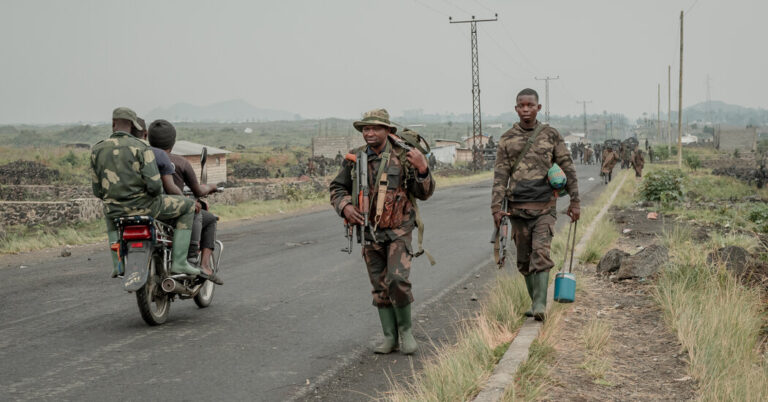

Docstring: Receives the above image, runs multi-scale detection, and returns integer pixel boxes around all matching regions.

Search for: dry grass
[654,228,768,401]
[580,318,613,384]
[387,274,527,402]
[434,171,493,188]
[0,219,105,254]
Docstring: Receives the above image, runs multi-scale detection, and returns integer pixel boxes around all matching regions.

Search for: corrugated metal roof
[171,140,231,156]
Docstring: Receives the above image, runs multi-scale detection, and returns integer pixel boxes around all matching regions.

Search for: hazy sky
[1,0,766,124]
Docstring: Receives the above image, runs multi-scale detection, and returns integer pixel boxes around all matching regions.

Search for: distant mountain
[146,99,299,122]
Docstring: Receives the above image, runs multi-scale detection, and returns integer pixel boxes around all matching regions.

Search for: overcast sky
[1,0,765,124]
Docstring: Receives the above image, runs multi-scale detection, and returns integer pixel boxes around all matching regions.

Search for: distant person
[330,108,434,354]
[90,107,201,278]
[601,146,619,184]
[492,88,580,321]
[584,146,593,165]
[648,147,655,164]
[632,149,645,178]
[148,119,222,285]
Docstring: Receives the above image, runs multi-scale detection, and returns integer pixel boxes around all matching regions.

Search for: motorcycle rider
[147,119,223,285]
[91,107,201,279]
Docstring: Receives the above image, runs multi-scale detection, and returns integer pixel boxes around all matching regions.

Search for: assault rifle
[341,151,370,253]
[490,197,511,268]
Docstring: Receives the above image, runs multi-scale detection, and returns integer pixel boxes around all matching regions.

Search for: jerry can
[553,272,576,303]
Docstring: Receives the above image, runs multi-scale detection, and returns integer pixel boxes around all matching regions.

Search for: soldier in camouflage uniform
[90,107,201,278]
[492,89,580,321]
[330,109,434,354]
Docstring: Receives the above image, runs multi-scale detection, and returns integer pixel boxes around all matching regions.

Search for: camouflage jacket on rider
[90,131,163,219]
[329,140,434,242]
[491,122,580,214]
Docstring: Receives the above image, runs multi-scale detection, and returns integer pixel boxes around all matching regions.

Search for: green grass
[653,227,768,401]
[579,218,619,264]
[212,197,328,222]
[0,219,105,254]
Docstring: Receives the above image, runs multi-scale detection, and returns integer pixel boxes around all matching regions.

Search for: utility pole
[576,100,592,139]
[450,14,498,170]
[667,65,672,153]
[677,10,684,168]
[706,74,712,125]
[657,84,661,144]
[535,75,559,122]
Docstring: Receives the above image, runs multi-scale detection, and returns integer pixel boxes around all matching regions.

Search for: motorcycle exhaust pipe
[161,278,193,295]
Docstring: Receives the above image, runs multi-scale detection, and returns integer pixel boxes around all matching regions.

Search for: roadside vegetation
[386,170,632,401]
[507,154,768,401]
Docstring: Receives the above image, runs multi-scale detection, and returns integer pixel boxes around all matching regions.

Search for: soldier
[648,147,655,163]
[492,89,580,321]
[632,149,645,178]
[584,145,593,165]
[91,107,202,278]
[601,146,619,184]
[330,108,434,354]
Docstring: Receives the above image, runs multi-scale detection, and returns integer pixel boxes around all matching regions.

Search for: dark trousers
[191,209,217,250]
[510,208,556,276]
[362,232,414,308]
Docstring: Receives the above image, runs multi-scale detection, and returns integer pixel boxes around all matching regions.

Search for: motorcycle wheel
[136,255,170,325]
[193,242,219,308]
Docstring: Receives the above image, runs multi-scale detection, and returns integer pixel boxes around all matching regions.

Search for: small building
[311,136,365,158]
[434,138,463,148]
[431,145,457,165]
[456,148,473,163]
[714,126,757,152]
[462,134,491,149]
[171,140,230,185]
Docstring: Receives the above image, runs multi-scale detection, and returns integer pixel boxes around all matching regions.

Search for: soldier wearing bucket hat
[491,89,581,321]
[330,108,434,355]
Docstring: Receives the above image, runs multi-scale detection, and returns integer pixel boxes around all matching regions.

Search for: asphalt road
[0,165,603,401]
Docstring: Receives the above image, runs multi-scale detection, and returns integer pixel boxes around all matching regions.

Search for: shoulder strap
[511,123,546,175]
[372,141,392,230]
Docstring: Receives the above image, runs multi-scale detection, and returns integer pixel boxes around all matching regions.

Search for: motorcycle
[112,147,223,325]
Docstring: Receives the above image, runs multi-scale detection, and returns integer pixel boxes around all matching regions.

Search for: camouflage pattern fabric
[91,131,163,219]
[92,131,194,231]
[601,150,619,174]
[363,231,414,307]
[330,139,434,307]
[491,122,579,214]
[632,151,645,177]
[510,207,557,275]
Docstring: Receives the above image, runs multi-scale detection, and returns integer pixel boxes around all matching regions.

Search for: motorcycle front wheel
[136,256,171,325]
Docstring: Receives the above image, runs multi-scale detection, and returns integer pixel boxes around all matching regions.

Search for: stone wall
[0,180,323,227]
[714,127,757,151]
[0,185,92,201]
[311,136,365,158]
[0,198,103,227]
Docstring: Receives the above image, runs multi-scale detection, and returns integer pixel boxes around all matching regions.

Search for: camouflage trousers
[362,231,414,308]
[510,207,557,276]
[104,195,195,232]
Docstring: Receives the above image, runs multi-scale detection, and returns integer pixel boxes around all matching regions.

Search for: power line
[412,0,450,17]
[471,0,495,14]
[441,0,472,16]
[685,0,700,15]
[483,29,536,76]
[576,100,592,139]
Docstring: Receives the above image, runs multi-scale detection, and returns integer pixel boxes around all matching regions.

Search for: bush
[684,153,701,171]
[640,169,685,204]
[653,145,670,161]
[747,204,768,233]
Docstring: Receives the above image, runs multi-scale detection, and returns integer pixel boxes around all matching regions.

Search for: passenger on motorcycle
[133,118,184,196]
[147,120,223,285]
[90,107,202,279]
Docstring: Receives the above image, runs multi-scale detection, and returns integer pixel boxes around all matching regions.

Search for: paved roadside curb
[473,173,629,402]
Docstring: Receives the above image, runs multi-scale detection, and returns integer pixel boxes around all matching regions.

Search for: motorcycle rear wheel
[136,256,171,325]
[193,241,220,308]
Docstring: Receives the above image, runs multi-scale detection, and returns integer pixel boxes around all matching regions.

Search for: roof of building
[171,140,231,156]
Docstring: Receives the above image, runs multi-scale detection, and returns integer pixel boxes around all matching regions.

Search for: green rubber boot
[108,231,121,278]
[171,229,202,276]
[393,304,417,355]
[374,307,399,354]
[523,274,534,317]
[532,271,550,321]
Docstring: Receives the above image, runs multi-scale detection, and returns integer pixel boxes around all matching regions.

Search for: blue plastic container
[553,272,576,303]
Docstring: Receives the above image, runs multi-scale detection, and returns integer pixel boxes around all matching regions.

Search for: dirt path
[540,208,698,401]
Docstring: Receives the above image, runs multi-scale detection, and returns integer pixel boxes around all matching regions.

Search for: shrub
[653,145,670,161]
[747,204,768,233]
[684,153,701,171]
[640,169,685,204]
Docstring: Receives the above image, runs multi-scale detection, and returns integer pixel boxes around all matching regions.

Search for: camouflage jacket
[330,140,434,242]
[90,131,162,219]
[491,122,579,213]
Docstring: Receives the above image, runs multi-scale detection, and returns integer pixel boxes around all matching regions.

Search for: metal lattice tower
[535,76,559,123]
[450,14,497,170]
